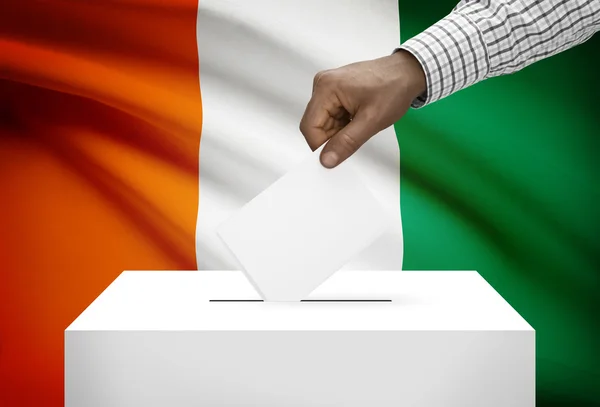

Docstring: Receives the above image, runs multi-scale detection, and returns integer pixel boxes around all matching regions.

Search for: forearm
[398,0,600,108]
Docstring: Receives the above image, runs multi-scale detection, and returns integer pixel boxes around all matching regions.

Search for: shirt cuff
[395,11,490,108]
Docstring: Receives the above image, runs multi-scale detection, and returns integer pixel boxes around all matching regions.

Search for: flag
[2,1,598,406]
[195,0,403,270]
[0,1,402,405]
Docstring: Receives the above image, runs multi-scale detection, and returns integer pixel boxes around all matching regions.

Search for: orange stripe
[0,1,201,405]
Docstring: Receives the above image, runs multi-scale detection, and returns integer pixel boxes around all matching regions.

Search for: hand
[299,50,426,168]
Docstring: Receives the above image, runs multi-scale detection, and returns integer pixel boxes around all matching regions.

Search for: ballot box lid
[66,270,533,332]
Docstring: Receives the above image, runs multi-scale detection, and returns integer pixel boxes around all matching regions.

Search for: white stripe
[196,0,403,271]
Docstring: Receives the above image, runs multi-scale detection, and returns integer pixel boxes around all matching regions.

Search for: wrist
[388,49,427,101]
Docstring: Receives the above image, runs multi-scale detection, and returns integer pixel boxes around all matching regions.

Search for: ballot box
[65,270,535,407]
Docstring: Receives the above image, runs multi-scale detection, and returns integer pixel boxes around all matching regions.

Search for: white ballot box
[65,270,535,407]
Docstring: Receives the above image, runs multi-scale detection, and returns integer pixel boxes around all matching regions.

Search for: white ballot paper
[217,147,393,301]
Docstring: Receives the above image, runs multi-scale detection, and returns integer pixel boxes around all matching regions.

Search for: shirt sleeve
[397,0,600,108]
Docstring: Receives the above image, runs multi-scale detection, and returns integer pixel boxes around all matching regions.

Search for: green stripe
[396,1,600,405]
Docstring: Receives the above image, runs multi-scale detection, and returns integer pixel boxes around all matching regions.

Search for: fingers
[300,72,334,151]
[320,113,378,168]
[312,70,328,93]
[299,99,329,151]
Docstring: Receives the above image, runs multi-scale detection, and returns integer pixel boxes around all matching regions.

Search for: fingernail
[321,152,339,168]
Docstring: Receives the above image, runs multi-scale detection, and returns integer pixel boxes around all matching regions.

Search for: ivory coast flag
[0,0,401,405]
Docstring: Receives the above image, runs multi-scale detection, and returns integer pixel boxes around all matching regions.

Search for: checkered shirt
[398,0,600,108]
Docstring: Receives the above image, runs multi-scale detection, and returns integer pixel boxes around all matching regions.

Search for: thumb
[319,113,378,168]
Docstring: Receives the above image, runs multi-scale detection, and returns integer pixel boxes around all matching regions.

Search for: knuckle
[313,69,336,89]
[337,132,359,154]
[299,119,307,134]
[313,71,325,88]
